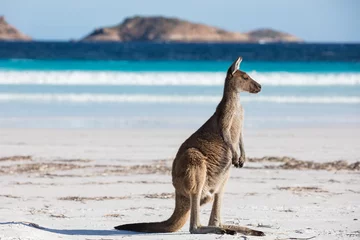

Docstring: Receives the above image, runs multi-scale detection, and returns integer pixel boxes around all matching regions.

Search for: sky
[1,0,359,42]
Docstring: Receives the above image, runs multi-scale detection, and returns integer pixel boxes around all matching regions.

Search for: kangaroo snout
[256,83,262,92]
[251,82,262,93]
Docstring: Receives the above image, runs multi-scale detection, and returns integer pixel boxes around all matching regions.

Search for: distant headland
[82,16,302,43]
[0,16,31,41]
[0,15,302,43]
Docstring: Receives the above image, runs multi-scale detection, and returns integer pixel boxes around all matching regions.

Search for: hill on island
[82,16,302,43]
[0,16,31,41]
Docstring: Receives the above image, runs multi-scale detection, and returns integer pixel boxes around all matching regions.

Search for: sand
[0,127,359,240]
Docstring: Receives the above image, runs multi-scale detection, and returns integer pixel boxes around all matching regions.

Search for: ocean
[0,42,359,129]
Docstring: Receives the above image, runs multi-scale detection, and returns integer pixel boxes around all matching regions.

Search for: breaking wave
[0,94,359,104]
[0,71,359,86]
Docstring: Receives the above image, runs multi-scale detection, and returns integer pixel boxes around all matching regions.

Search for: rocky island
[82,16,302,43]
[0,16,31,41]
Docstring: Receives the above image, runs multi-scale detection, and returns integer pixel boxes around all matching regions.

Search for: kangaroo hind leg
[183,148,235,235]
[206,173,265,236]
[208,191,264,235]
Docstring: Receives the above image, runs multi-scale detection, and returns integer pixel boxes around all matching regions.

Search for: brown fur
[115,57,264,236]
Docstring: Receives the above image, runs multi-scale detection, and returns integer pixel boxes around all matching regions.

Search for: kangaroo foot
[221,224,265,236]
[190,226,236,235]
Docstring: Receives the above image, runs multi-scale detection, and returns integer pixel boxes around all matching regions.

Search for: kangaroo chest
[230,104,243,145]
[204,105,243,196]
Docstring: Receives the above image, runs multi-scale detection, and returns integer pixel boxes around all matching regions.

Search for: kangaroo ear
[229,57,242,75]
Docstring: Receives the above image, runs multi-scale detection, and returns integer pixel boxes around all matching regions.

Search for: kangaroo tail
[114,192,190,233]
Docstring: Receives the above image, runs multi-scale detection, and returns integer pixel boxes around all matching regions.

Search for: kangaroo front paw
[233,158,245,168]
[236,156,246,168]
[232,158,239,166]
[233,161,241,168]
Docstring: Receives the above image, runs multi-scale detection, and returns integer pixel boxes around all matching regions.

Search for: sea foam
[0,71,359,86]
[0,93,359,104]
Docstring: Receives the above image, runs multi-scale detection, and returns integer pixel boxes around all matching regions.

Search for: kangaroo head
[226,57,261,94]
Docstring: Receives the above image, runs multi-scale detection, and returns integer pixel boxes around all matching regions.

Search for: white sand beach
[0,127,359,240]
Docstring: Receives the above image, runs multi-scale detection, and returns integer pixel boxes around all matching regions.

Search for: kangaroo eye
[243,75,248,80]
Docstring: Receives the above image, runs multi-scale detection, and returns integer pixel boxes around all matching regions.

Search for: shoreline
[1,127,359,162]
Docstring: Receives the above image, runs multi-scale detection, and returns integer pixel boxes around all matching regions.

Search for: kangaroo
[115,57,264,236]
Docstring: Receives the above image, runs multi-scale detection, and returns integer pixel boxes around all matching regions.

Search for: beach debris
[0,194,20,199]
[0,155,32,162]
[58,196,130,202]
[276,186,328,193]
[0,162,88,175]
[103,163,171,175]
[103,213,124,218]
[29,207,49,215]
[328,179,341,183]
[275,236,316,240]
[244,192,258,196]
[0,155,358,179]
[248,156,294,163]
[281,160,360,171]
[248,156,360,171]
[279,209,294,212]
[12,181,38,185]
[144,192,175,199]
[346,231,360,237]
[247,223,278,229]
[49,214,67,218]
[256,223,274,229]
[43,173,93,178]
[55,158,93,163]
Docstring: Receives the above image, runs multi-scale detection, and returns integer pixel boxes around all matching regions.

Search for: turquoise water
[1,60,360,72]
[0,60,359,129]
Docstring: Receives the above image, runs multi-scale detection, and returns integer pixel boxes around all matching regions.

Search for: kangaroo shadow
[0,221,137,236]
